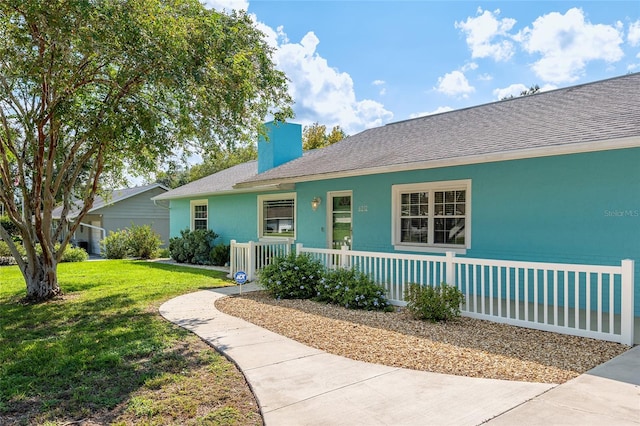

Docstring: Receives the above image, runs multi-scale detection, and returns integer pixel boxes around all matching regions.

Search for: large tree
[302,122,347,150]
[0,0,292,301]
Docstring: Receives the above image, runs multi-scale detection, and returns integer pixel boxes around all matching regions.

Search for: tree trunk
[23,256,62,302]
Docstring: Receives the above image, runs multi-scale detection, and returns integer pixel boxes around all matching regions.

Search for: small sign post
[234,271,248,294]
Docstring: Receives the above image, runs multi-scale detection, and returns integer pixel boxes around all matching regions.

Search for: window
[191,200,208,230]
[258,193,296,238]
[393,180,470,251]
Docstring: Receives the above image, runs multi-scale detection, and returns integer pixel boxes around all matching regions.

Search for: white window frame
[392,179,471,254]
[257,193,297,239]
[190,200,208,231]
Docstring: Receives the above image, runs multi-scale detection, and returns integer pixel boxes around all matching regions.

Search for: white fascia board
[234,136,640,189]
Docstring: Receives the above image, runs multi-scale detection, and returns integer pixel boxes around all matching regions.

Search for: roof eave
[152,183,296,201]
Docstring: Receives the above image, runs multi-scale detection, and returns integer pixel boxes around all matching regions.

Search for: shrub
[404,282,465,322]
[0,214,20,240]
[315,267,392,311]
[157,248,171,258]
[102,230,130,259]
[60,245,88,263]
[0,240,25,258]
[127,224,162,259]
[258,252,324,299]
[169,229,219,264]
[210,244,230,266]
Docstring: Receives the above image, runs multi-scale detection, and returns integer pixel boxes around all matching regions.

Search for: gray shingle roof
[153,160,258,200]
[52,183,168,218]
[236,73,640,188]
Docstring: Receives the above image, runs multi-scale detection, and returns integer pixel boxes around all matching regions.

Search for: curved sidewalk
[159,285,640,426]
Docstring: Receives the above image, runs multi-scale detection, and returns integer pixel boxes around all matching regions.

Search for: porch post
[228,240,236,279]
[445,251,456,286]
[340,244,350,268]
[620,259,635,346]
[247,240,256,282]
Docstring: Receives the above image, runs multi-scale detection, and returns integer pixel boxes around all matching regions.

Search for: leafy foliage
[0,0,292,300]
[258,254,391,311]
[102,224,163,260]
[302,122,348,150]
[0,215,19,240]
[102,230,131,259]
[169,229,219,265]
[404,283,465,322]
[210,244,230,266]
[60,246,89,263]
[315,268,391,311]
[127,224,163,259]
[258,252,324,299]
[1,241,87,264]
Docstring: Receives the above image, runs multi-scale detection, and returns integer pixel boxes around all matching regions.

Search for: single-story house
[53,183,170,254]
[154,73,640,344]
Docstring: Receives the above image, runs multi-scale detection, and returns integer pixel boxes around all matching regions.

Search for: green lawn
[0,260,261,425]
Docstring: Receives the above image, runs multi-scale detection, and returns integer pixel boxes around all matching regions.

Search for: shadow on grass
[0,291,203,423]
[129,260,233,284]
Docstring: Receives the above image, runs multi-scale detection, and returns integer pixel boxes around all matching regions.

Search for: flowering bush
[404,282,464,322]
[316,267,392,311]
[258,252,324,299]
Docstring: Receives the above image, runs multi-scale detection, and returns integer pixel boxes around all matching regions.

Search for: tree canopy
[0,0,292,301]
[302,122,347,150]
[155,144,258,188]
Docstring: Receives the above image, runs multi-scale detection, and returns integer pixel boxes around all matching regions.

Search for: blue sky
[204,1,640,135]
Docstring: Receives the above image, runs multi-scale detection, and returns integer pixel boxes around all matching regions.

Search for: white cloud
[435,71,475,98]
[461,62,478,72]
[494,83,558,100]
[629,20,640,46]
[455,8,517,62]
[409,106,454,119]
[516,8,624,83]
[477,73,493,81]
[493,84,529,100]
[271,31,393,134]
[201,0,249,11]
[372,80,386,96]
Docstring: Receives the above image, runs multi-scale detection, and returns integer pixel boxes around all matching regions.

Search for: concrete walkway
[159,285,640,426]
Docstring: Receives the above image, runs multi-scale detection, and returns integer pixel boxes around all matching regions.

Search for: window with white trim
[393,180,470,249]
[191,200,208,230]
[258,193,296,238]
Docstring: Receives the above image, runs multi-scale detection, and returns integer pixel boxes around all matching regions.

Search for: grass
[0,260,262,425]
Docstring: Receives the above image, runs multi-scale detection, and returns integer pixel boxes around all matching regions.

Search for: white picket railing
[229,240,635,345]
[229,239,292,281]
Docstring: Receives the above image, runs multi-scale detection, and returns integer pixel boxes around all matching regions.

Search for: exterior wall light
[311,197,321,211]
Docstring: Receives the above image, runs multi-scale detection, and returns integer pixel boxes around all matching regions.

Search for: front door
[328,192,352,249]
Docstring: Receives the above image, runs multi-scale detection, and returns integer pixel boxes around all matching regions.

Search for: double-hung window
[393,180,470,251]
[258,193,296,238]
[191,200,208,231]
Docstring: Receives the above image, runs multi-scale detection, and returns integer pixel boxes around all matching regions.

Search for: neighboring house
[53,183,170,254]
[154,73,640,343]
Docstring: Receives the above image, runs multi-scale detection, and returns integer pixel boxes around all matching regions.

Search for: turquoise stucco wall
[169,147,639,318]
[295,148,640,317]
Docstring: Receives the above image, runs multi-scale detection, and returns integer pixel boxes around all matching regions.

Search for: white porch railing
[229,239,293,281]
[230,240,635,345]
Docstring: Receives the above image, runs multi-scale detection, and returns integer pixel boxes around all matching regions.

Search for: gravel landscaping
[215,290,630,384]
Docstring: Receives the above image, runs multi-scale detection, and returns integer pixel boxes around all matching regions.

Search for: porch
[229,239,635,346]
